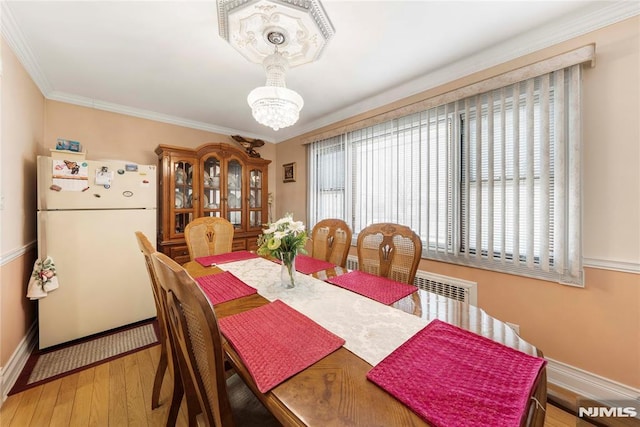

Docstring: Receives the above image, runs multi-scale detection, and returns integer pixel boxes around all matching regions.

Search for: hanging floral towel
[27,257,60,300]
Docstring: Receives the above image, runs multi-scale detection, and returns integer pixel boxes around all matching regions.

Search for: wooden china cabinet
[155,143,270,264]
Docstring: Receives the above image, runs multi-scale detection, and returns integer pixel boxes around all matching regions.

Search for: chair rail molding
[0,240,36,266]
[583,257,640,274]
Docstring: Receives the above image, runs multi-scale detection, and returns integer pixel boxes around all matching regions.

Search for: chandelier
[217,0,335,131]
[247,49,303,131]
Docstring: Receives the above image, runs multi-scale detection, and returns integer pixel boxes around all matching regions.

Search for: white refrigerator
[37,155,157,349]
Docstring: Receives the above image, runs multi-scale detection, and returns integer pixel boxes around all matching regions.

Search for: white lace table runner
[219,257,428,366]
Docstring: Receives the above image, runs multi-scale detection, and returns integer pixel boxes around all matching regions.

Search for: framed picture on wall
[283,162,296,183]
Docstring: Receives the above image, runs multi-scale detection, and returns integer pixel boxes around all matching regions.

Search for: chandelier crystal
[247,51,303,131]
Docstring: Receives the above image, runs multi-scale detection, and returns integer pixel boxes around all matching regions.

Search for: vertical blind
[458,65,582,283]
[309,53,589,285]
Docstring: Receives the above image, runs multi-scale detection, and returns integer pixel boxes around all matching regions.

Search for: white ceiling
[2,1,638,143]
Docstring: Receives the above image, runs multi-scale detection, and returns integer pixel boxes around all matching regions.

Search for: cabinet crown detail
[156,142,271,264]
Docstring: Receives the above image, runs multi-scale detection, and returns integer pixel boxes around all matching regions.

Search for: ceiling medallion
[217,0,335,131]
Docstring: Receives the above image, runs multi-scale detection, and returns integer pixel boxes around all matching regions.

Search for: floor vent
[346,256,478,305]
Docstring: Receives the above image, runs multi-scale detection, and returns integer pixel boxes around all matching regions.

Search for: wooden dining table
[183,258,547,427]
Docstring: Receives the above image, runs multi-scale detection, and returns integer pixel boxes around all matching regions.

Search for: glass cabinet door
[157,143,270,262]
[227,159,243,229]
[172,160,195,236]
[248,168,263,229]
[202,156,222,218]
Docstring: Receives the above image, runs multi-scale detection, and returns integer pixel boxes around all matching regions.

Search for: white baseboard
[546,357,640,405]
[0,321,37,406]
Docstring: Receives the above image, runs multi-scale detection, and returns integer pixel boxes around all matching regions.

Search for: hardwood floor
[1,344,580,426]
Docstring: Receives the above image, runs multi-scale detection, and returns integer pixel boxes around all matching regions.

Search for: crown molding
[1,1,53,95]
[47,91,270,142]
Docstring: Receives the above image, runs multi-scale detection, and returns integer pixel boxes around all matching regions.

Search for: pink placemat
[326,270,417,305]
[195,250,258,266]
[272,254,337,274]
[195,271,257,305]
[219,300,345,393]
[367,319,546,427]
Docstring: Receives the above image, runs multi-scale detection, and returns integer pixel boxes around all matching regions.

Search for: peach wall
[581,21,640,263]
[1,38,43,367]
[0,250,37,366]
[273,137,306,221]
[276,18,640,388]
[0,39,42,254]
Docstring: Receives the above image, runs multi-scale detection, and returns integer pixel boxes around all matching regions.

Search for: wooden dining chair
[310,218,353,268]
[184,216,235,261]
[356,223,423,285]
[134,232,170,410]
[135,232,200,425]
[150,251,281,427]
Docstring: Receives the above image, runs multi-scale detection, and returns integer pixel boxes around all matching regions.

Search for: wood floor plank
[69,368,96,426]
[7,385,41,426]
[136,345,168,426]
[0,391,23,425]
[123,352,148,426]
[147,345,191,427]
[546,404,576,426]
[108,356,128,426]
[147,344,160,373]
[135,347,155,411]
[161,366,187,426]
[88,362,110,427]
[49,374,79,427]
[147,343,178,411]
[28,378,62,426]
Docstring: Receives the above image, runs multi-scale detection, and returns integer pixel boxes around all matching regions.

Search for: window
[309,54,588,285]
[308,135,346,222]
[458,71,580,282]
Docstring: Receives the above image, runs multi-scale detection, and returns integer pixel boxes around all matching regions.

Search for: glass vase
[280,251,296,289]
